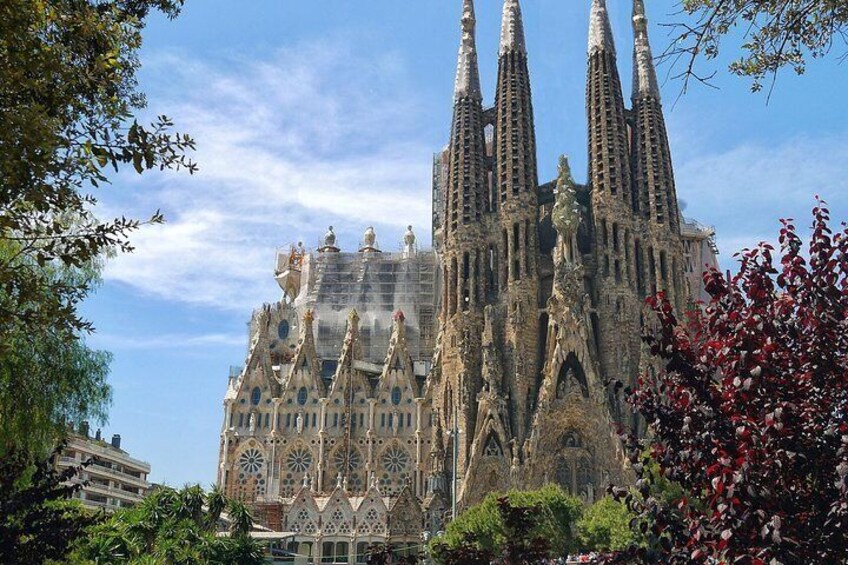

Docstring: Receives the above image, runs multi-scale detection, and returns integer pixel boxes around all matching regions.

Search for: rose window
[286,447,313,474]
[382,446,410,474]
[333,448,362,473]
[238,449,265,474]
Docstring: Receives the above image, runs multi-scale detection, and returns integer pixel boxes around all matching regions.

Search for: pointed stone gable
[378,310,416,397]
[329,309,370,398]
[285,310,325,396]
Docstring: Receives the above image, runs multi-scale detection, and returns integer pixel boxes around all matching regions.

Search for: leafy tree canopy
[0,247,111,454]
[0,442,98,565]
[0,0,193,456]
[432,484,583,559]
[0,0,194,341]
[69,485,265,565]
[610,201,848,564]
[576,497,639,553]
[667,0,848,93]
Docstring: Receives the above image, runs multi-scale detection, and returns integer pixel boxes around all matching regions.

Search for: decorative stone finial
[319,226,340,253]
[499,0,526,56]
[336,473,343,490]
[632,0,660,100]
[359,226,381,253]
[552,155,580,238]
[348,309,360,324]
[303,309,314,324]
[588,0,616,56]
[454,0,482,101]
[393,310,406,323]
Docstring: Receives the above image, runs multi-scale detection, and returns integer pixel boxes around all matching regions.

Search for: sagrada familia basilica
[217,0,718,559]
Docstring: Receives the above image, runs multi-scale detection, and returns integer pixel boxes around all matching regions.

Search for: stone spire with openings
[630,0,686,308]
[437,0,488,498]
[586,0,642,425]
[493,0,540,447]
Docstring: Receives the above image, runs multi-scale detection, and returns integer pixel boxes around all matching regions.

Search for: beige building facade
[56,425,151,512]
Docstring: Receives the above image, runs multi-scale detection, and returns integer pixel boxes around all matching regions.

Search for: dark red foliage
[610,201,848,564]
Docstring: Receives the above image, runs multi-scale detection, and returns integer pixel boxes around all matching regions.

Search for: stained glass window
[297,386,308,406]
[251,387,261,406]
[391,386,402,405]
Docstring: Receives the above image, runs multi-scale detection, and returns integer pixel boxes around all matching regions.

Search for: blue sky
[81,1,848,487]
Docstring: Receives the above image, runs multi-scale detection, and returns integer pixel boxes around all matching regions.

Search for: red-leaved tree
[610,201,848,564]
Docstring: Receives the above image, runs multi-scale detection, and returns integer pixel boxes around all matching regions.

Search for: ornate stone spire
[588,0,616,55]
[632,0,660,100]
[499,0,526,56]
[454,0,481,101]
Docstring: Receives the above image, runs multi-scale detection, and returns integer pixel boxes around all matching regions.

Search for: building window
[278,320,290,339]
[251,387,261,406]
[391,386,402,406]
[297,387,308,406]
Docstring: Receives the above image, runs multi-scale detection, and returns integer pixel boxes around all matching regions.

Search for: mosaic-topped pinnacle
[588,0,616,56]
[632,0,660,100]
[499,0,526,56]
[454,0,482,100]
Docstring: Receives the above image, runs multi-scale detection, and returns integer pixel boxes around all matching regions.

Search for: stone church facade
[217,0,719,557]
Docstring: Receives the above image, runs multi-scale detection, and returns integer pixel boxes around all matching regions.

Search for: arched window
[391,386,402,406]
[277,320,290,339]
[251,387,261,406]
[297,387,308,406]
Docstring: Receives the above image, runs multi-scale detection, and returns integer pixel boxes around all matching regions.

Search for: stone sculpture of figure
[403,225,416,257]
[325,226,336,247]
[558,367,584,400]
[248,413,256,434]
[585,482,595,504]
[459,325,473,361]
[390,411,399,435]
[295,413,304,434]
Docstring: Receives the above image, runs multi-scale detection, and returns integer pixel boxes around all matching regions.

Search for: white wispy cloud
[676,133,848,268]
[90,331,246,351]
[102,39,436,312]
